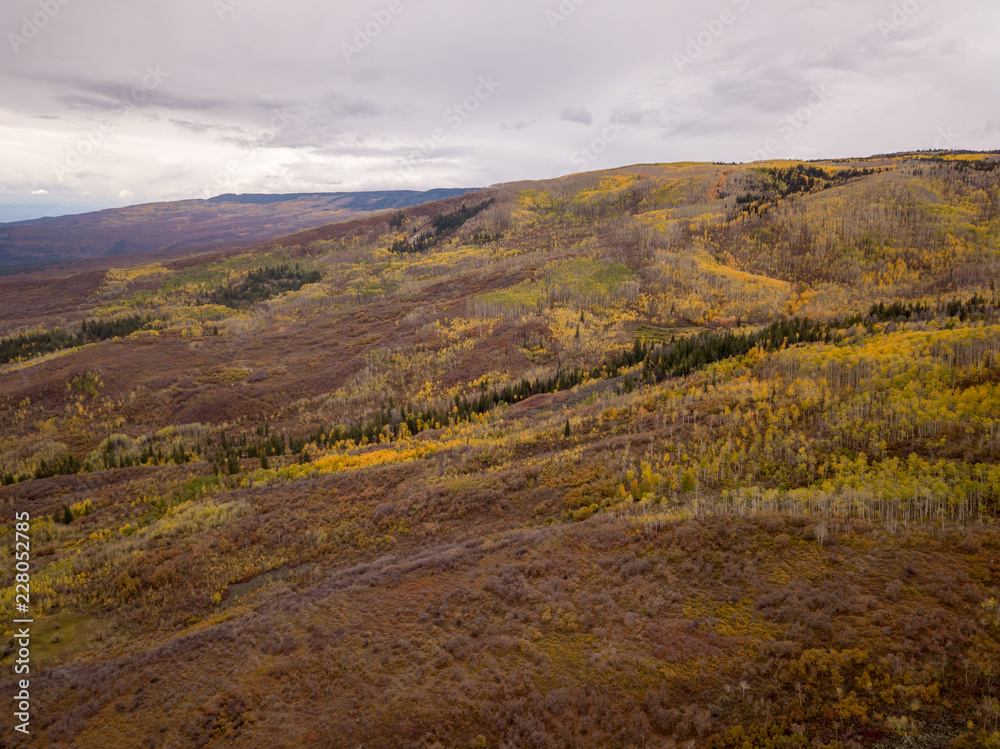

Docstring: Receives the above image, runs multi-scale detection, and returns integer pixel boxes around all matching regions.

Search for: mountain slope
[1,152,1000,748]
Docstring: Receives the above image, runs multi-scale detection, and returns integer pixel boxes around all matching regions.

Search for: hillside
[0,189,474,269]
[1,152,1000,748]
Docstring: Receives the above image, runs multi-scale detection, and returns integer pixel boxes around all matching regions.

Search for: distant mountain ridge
[202,189,473,208]
[0,188,476,267]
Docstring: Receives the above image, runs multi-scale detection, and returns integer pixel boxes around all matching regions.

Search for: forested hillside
[2,152,1000,748]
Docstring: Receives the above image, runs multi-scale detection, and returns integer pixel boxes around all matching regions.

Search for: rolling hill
[1,152,1000,748]
[0,189,474,269]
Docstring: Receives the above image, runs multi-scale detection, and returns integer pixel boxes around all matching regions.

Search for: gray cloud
[559,107,593,126]
[0,0,998,215]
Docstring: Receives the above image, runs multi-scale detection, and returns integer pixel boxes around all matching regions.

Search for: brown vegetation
[2,152,1000,747]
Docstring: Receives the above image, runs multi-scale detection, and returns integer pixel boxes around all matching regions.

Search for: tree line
[869,294,998,323]
[0,314,152,365]
[389,199,495,254]
[207,263,322,308]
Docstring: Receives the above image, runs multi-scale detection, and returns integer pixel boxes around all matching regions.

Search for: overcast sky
[1,0,998,219]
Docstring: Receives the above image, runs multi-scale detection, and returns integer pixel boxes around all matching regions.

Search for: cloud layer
[2,0,998,215]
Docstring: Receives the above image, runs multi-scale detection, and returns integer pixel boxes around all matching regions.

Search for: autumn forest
[2,152,1000,748]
